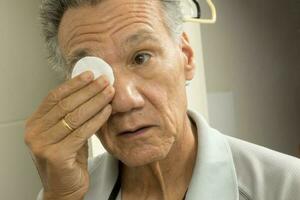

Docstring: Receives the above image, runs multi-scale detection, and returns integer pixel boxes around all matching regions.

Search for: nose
[111,71,145,114]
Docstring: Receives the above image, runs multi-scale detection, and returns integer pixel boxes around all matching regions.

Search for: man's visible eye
[133,52,152,65]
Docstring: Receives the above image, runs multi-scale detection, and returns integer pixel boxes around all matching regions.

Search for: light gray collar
[186,110,239,200]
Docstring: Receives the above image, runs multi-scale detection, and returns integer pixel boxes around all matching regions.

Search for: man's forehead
[60,2,166,58]
[61,0,162,26]
[113,29,160,48]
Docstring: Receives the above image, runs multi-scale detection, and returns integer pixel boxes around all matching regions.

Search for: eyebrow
[67,30,160,68]
[67,48,92,70]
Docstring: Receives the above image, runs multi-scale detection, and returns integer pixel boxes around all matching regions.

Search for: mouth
[118,125,154,137]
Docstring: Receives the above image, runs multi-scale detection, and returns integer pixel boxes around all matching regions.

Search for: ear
[180,32,196,81]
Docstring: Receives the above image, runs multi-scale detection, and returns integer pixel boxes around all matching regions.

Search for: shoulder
[225,136,300,200]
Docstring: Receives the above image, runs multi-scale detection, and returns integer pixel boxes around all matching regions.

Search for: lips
[118,125,154,136]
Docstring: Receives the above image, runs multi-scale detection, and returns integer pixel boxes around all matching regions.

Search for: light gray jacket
[38,110,300,200]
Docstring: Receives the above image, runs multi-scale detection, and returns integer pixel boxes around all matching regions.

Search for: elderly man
[25,0,300,200]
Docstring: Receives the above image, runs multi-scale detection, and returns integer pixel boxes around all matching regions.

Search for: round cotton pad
[71,56,115,85]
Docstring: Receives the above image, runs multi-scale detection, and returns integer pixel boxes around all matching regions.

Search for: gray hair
[40,0,183,79]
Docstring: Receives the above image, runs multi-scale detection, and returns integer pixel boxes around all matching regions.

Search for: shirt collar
[186,110,239,200]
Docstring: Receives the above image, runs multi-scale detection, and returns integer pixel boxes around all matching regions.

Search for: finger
[39,118,74,145]
[41,85,115,144]
[39,75,110,130]
[28,71,94,124]
[64,85,114,130]
[61,104,112,154]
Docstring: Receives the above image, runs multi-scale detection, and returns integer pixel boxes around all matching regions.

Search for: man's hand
[24,71,115,200]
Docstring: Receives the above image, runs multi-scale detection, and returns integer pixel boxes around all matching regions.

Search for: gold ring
[61,118,74,132]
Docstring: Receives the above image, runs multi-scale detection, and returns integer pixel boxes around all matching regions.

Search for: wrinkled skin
[60,0,196,168]
[25,0,197,199]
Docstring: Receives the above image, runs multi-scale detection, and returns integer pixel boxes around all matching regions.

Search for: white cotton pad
[71,56,115,85]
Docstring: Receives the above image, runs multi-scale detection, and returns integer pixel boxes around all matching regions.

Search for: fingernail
[106,86,115,95]
[81,71,93,81]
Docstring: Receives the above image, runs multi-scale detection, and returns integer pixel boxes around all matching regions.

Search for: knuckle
[65,112,80,128]
[38,117,56,130]
[24,130,39,148]
[24,134,33,147]
[47,89,60,102]
[57,99,73,114]
[25,115,41,131]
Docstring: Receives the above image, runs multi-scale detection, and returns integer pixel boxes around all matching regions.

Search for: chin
[118,146,171,167]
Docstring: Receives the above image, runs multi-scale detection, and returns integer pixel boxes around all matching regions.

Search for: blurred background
[0,0,299,199]
[200,0,300,157]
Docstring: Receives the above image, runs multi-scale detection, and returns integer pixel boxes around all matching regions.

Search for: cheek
[96,123,118,155]
[143,81,186,139]
[95,54,187,163]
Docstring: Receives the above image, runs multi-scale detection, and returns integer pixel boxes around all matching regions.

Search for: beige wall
[201,0,300,156]
[0,0,62,199]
